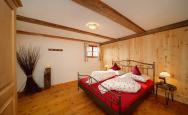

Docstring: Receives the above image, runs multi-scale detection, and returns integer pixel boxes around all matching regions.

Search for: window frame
[86,45,99,58]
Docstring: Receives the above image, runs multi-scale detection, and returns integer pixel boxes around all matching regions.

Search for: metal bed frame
[78,60,155,115]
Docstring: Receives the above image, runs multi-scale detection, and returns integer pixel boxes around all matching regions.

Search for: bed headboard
[112,60,155,83]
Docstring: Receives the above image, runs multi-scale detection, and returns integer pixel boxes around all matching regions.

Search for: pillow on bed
[111,63,121,70]
[108,69,125,76]
[98,74,141,94]
[86,71,116,84]
[132,65,141,75]
[126,72,149,82]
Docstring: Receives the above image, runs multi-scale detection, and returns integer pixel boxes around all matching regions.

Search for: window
[87,45,99,58]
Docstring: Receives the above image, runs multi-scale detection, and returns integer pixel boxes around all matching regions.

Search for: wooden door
[0,0,22,115]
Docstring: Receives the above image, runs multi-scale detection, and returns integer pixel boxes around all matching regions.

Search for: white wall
[16,35,100,92]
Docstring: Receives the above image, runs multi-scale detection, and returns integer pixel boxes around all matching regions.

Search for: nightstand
[155,82,177,105]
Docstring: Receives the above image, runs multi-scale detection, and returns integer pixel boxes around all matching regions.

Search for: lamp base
[159,77,166,84]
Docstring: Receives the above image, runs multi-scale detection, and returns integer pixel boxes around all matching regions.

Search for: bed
[78,60,155,115]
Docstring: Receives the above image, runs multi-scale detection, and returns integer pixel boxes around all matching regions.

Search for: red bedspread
[79,76,153,112]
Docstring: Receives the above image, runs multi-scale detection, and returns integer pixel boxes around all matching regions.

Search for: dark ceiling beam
[72,0,145,33]
[16,15,115,40]
[17,30,100,44]
[101,20,188,45]
[5,0,22,9]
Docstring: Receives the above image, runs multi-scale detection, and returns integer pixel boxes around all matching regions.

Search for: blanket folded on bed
[86,71,116,84]
[127,72,150,82]
[98,74,141,94]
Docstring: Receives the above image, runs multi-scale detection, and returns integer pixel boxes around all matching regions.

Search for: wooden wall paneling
[181,46,188,101]
[141,36,153,63]
[105,44,113,66]
[135,37,144,61]
[111,42,119,62]
[100,45,105,69]
[117,40,130,61]
[72,0,145,33]
[145,36,156,76]
[129,38,136,61]
[166,27,188,102]
[101,45,110,68]
[100,26,188,104]
[100,44,114,69]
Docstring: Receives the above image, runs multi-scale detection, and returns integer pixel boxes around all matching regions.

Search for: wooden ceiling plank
[72,0,145,33]
[17,30,100,44]
[101,20,188,45]
[16,15,115,40]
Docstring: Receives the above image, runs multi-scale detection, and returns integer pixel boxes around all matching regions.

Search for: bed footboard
[77,60,155,115]
[77,72,154,115]
[77,72,122,115]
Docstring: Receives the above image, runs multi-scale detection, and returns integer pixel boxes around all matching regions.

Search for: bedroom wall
[100,26,188,104]
[16,35,100,92]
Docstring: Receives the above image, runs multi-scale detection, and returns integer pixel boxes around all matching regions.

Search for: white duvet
[107,69,125,76]
[86,71,116,84]
[126,72,150,82]
[98,74,141,94]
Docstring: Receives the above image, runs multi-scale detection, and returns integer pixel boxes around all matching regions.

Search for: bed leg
[152,86,155,95]
[118,96,121,115]
[77,80,79,91]
[77,72,80,92]
[78,85,79,91]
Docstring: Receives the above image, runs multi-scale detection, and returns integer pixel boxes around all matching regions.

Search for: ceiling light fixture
[86,22,100,30]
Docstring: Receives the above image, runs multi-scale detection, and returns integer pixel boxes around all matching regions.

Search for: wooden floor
[18,81,188,115]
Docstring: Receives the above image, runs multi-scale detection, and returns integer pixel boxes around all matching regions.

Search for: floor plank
[18,81,188,115]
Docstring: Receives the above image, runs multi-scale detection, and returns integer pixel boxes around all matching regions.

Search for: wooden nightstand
[155,82,177,105]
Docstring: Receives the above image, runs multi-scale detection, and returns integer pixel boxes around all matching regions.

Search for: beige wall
[100,26,188,104]
[16,35,100,92]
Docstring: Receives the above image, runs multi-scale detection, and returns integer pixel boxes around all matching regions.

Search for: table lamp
[159,71,170,84]
[104,64,109,70]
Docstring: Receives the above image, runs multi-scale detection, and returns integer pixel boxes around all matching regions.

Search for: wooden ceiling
[16,0,188,45]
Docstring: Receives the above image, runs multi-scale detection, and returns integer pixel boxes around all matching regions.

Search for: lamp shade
[46,64,51,68]
[104,64,109,68]
[159,72,170,78]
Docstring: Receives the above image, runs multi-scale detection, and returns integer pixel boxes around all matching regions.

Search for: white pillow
[108,69,125,76]
[125,73,149,82]
[98,75,141,94]
[86,71,116,84]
